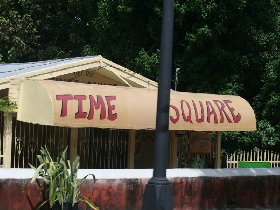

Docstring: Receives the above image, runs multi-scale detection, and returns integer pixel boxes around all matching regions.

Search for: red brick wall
[0,176,279,210]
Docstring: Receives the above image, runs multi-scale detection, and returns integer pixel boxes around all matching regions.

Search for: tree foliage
[1,0,280,153]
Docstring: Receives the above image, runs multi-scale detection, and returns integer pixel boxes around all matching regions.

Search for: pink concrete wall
[0,176,280,210]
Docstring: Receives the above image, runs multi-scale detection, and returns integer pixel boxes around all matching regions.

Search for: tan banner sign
[189,132,212,154]
[17,80,256,131]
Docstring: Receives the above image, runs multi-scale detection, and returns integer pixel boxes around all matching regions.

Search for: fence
[227,150,280,168]
[78,128,128,169]
[10,120,129,169]
[177,132,216,168]
[11,119,70,168]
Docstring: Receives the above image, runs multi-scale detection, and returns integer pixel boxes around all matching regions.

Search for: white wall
[0,168,280,179]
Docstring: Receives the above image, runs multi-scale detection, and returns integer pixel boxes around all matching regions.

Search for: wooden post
[127,130,136,169]
[70,128,78,163]
[215,131,222,168]
[169,131,177,168]
[3,112,13,168]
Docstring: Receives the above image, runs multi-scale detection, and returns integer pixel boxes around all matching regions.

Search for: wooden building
[0,56,256,169]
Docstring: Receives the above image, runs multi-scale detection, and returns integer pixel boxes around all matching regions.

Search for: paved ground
[217,208,279,210]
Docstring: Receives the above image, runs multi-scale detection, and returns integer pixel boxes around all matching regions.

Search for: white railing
[227,150,280,168]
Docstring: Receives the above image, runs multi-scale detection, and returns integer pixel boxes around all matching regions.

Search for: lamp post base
[142,177,173,210]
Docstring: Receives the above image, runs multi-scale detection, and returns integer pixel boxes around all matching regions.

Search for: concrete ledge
[0,168,280,179]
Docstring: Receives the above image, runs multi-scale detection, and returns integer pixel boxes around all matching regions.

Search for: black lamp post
[142,0,174,209]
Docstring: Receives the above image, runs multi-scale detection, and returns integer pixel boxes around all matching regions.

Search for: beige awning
[17,80,256,131]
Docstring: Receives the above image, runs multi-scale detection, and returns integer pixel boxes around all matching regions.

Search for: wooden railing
[227,150,280,168]
[0,154,3,168]
[0,111,4,167]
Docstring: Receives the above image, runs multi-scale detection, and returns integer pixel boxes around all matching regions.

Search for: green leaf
[35,200,48,210]
[80,194,99,210]
[31,163,45,183]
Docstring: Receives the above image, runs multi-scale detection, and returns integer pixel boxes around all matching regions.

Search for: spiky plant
[30,146,99,210]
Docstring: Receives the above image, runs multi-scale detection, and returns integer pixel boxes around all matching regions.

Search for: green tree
[86,0,162,80]
[222,120,280,154]
[0,0,39,62]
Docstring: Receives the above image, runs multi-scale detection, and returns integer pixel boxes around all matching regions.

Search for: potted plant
[30,146,99,210]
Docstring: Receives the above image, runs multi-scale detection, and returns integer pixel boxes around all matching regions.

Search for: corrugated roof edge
[0,56,96,66]
[0,56,97,79]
